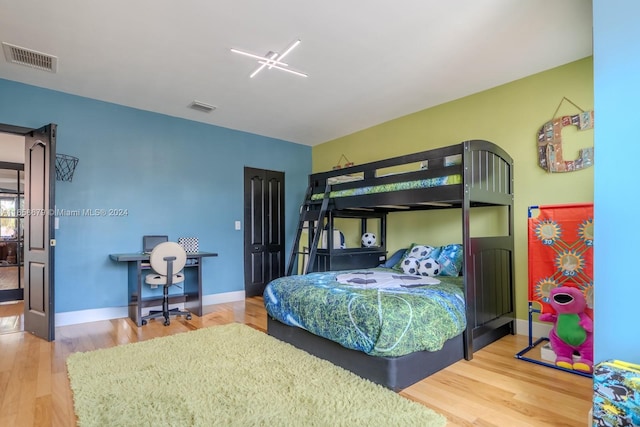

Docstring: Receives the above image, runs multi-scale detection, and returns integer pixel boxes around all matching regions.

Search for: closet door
[243,167,285,297]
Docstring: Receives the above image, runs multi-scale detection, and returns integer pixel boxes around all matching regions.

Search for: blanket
[335,270,440,288]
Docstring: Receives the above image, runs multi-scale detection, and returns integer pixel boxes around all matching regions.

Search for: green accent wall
[313,57,594,321]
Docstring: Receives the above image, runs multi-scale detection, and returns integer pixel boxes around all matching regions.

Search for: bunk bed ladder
[286,183,331,276]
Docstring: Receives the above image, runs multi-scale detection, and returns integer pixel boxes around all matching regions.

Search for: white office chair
[140,241,192,326]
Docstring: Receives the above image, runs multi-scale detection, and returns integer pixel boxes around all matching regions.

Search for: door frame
[0,123,56,341]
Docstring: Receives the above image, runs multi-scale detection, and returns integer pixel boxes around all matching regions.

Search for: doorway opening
[0,163,25,301]
[0,132,25,334]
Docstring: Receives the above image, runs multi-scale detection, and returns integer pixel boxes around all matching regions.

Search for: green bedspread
[264,268,466,357]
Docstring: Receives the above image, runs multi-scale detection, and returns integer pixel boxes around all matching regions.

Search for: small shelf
[308,210,388,272]
[140,260,199,270]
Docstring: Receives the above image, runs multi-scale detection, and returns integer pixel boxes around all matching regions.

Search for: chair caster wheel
[164,319,170,326]
[141,320,147,326]
[186,314,192,320]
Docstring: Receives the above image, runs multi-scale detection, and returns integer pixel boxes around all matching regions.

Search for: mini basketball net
[55,153,79,182]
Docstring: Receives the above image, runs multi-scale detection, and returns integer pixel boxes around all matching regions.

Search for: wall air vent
[189,100,216,113]
[2,42,58,72]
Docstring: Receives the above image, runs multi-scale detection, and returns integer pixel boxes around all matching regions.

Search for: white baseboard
[202,290,246,307]
[54,291,247,327]
[515,318,552,338]
[55,306,129,327]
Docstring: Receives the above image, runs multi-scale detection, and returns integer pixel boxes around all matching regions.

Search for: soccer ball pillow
[401,257,420,275]
[408,244,437,259]
[417,257,440,276]
[393,243,440,271]
[361,232,377,247]
[402,256,440,276]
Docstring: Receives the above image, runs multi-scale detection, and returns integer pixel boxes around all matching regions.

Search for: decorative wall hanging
[332,154,354,170]
[537,97,594,173]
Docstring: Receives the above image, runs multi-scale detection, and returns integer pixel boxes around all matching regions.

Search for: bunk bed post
[508,170,516,337]
[461,141,474,360]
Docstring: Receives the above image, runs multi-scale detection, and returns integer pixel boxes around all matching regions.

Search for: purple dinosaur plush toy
[539,286,593,373]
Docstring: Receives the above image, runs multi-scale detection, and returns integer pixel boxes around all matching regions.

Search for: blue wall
[0,78,311,313]
[593,1,640,363]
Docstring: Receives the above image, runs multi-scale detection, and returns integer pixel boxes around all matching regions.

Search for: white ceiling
[0,1,593,146]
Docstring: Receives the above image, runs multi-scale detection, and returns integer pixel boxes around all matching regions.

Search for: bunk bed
[265,139,515,391]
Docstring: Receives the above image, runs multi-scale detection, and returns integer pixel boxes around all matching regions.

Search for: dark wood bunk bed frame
[267,139,515,391]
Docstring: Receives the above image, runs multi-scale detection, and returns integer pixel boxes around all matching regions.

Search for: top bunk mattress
[311,174,461,201]
[264,267,466,357]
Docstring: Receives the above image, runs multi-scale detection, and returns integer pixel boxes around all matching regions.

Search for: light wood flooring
[0,298,593,427]
[0,266,22,290]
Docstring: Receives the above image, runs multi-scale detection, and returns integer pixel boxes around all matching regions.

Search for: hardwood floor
[0,298,593,426]
[0,265,21,290]
[0,300,22,334]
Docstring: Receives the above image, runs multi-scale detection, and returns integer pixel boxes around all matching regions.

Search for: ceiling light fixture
[230,39,308,78]
[250,51,278,79]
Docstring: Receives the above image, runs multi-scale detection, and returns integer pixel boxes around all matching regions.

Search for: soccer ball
[361,232,377,247]
[409,245,436,258]
[401,257,420,275]
[417,257,440,277]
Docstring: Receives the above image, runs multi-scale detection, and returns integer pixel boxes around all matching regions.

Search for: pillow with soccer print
[393,243,441,271]
[400,256,440,276]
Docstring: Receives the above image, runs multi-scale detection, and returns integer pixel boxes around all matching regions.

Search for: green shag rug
[66,323,446,427]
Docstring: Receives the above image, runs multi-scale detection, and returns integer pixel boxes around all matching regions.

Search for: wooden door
[23,124,56,341]
[243,167,285,297]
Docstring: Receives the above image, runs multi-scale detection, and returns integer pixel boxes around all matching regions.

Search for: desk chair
[141,242,192,326]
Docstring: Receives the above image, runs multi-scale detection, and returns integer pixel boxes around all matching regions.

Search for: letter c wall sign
[537,110,594,173]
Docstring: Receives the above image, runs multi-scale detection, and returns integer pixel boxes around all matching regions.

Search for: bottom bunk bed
[265,241,514,391]
[267,317,464,392]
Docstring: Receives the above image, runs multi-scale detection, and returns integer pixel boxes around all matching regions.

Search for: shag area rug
[67,323,446,426]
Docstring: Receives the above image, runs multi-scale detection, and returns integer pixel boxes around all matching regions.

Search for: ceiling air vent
[2,42,58,72]
[189,100,216,113]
